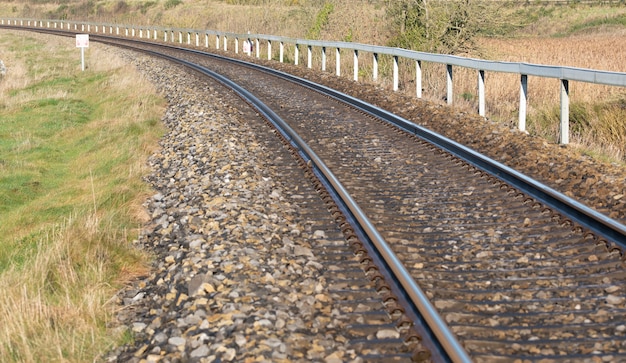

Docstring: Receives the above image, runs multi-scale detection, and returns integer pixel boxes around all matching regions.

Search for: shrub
[164,0,182,10]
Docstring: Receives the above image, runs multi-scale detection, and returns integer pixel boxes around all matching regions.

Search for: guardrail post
[215,34,219,48]
[294,44,299,65]
[205,33,209,48]
[255,39,260,58]
[373,53,378,82]
[187,32,191,45]
[195,32,199,47]
[322,46,327,71]
[560,79,570,144]
[307,45,312,69]
[393,56,399,91]
[178,31,182,44]
[235,37,239,54]
[353,49,359,82]
[416,60,422,98]
[268,40,272,60]
[336,48,341,76]
[223,35,228,51]
[447,64,453,105]
[478,70,485,117]
[519,74,528,132]
[280,42,284,63]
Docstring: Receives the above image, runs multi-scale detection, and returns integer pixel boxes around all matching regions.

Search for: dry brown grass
[471,32,626,160]
[0,213,146,362]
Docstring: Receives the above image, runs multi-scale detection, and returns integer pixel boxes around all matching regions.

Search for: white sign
[76,34,89,48]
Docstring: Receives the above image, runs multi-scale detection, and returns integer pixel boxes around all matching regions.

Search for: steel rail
[81,37,473,362]
[6,28,626,359]
[93,34,626,363]
[183,48,626,251]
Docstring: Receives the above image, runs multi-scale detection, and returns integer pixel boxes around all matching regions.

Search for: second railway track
[5,27,626,362]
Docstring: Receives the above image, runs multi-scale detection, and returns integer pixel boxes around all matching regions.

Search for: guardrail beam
[3,17,625,147]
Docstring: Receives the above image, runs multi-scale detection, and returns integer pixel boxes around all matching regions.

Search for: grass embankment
[0,31,165,361]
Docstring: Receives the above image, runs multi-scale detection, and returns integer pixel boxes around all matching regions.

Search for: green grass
[559,12,626,36]
[0,32,165,361]
[475,3,626,38]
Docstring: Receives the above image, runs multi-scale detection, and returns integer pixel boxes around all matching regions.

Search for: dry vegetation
[475,30,626,160]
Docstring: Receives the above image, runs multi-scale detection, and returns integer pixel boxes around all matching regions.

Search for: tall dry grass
[0,212,140,361]
[471,32,626,161]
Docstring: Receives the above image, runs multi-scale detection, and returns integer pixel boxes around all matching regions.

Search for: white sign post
[76,34,89,71]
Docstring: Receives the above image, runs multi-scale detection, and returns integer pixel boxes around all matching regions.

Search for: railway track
[4,27,626,362]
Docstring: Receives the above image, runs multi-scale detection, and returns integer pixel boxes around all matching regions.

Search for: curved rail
[166,41,626,252]
[86,36,472,362]
[4,27,626,361]
[88,33,626,361]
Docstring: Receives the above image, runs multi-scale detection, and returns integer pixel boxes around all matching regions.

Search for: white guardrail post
[294,43,298,66]
[560,79,570,144]
[307,45,312,69]
[519,74,528,132]
[415,60,422,99]
[353,49,358,82]
[2,17,626,146]
[478,70,485,117]
[335,47,341,77]
[446,64,453,105]
[372,53,378,82]
[393,56,399,92]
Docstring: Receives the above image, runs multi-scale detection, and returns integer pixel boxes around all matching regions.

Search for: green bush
[306,2,333,40]
[164,0,182,10]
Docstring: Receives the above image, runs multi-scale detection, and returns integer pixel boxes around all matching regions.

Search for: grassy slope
[0,31,165,361]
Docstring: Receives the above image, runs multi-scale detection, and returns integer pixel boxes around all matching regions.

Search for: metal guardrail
[2,17,626,145]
